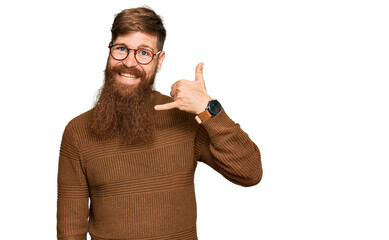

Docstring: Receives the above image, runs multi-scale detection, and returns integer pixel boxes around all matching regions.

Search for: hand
[154,62,213,114]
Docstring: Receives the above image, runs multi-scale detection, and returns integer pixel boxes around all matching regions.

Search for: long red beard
[90,63,157,145]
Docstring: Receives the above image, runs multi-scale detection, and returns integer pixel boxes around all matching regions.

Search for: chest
[80,130,197,187]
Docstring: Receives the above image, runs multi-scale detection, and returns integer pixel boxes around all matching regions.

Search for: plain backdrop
[1,0,388,239]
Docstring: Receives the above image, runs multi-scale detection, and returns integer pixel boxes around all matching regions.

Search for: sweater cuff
[200,108,237,137]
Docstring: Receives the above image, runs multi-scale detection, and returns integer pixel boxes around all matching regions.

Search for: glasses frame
[108,43,161,65]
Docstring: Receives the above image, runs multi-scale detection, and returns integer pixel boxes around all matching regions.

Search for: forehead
[114,32,158,51]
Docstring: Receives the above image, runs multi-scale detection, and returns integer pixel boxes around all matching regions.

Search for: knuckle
[178,80,188,86]
[176,80,183,86]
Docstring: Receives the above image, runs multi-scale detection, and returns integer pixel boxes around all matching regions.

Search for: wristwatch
[195,99,222,124]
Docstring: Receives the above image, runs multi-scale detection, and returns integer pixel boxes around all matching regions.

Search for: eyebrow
[113,42,156,52]
[138,44,155,52]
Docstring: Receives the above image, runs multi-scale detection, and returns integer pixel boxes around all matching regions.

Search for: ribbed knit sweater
[57,91,262,240]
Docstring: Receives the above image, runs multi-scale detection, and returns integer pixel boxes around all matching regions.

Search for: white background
[0,0,388,239]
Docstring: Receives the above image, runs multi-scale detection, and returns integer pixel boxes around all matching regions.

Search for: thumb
[195,62,206,87]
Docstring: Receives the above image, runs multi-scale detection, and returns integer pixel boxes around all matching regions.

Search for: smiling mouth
[117,72,142,85]
[119,72,138,79]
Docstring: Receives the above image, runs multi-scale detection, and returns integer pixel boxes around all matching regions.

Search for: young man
[57,7,262,240]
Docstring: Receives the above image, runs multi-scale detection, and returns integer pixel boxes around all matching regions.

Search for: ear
[157,51,165,69]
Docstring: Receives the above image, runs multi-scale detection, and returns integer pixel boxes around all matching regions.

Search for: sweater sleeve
[57,125,89,240]
[195,109,262,187]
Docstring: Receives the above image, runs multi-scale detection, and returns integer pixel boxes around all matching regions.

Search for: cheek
[144,64,157,76]
[107,58,119,68]
[142,66,154,75]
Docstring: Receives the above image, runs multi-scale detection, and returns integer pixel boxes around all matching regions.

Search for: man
[57,6,262,240]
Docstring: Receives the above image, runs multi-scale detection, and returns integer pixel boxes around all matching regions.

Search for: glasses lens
[111,45,128,60]
[136,49,153,64]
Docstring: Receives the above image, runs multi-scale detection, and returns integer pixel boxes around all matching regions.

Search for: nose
[122,49,138,68]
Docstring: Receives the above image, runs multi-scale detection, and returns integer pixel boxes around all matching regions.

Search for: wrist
[195,99,222,124]
[195,96,213,115]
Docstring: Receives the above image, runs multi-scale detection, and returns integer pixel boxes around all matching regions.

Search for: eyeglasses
[108,43,161,65]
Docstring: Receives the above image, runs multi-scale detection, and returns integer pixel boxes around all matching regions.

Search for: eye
[114,45,127,52]
[118,47,127,52]
[139,50,151,56]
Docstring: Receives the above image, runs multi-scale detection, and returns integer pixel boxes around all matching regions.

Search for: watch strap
[195,109,212,124]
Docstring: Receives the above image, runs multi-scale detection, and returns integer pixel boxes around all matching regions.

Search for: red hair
[111,7,167,51]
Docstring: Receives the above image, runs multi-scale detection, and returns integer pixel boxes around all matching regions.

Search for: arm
[154,62,262,186]
[57,125,89,240]
[195,109,262,187]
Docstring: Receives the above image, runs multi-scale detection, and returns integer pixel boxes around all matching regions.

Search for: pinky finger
[154,101,180,111]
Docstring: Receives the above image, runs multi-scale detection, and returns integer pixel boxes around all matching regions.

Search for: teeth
[120,73,137,78]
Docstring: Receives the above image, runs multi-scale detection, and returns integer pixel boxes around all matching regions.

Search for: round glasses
[108,43,161,65]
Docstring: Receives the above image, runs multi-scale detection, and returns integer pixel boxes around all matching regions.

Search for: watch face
[209,100,222,116]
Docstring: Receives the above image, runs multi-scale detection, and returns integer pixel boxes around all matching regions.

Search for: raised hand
[154,62,213,114]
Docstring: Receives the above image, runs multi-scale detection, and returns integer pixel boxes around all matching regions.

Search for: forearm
[196,109,262,186]
[57,185,89,239]
[57,126,90,239]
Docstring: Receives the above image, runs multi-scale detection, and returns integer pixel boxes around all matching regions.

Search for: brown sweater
[57,91,262,240]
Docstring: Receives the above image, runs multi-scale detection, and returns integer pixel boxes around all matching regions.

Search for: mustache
[110,64,146,78]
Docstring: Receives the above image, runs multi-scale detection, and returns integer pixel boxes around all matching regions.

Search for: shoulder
[66,110,92,131]
[153,90,172,104]
[62,110,94,144]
